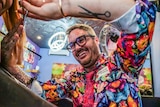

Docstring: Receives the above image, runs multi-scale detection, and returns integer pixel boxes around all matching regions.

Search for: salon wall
[151,12,160,97]
[0,17,3,29]
[22,38,40,78]
[37,48,78,82]
[26,38,40,69]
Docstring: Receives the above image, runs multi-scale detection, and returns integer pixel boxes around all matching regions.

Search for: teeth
[78,51,85,57]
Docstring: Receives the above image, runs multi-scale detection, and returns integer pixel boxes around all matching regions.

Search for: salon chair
[0,66,56,107]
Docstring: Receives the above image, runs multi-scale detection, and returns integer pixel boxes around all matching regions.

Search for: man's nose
[74,43,82,50]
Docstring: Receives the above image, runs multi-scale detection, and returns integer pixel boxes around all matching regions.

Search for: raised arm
[20,0,135,21]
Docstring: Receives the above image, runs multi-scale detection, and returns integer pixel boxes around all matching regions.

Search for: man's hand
[18,0,62,21]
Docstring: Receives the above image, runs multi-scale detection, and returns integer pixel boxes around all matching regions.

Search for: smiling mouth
[77,51,87,59]
[76,48,88,59]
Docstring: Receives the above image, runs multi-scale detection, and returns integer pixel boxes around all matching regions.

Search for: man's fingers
[18,9,51,21]
[20,0,43,15]
[21,0,45,7]
[19,0,54,21]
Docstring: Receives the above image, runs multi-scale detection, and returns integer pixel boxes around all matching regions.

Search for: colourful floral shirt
[41,0,157,107]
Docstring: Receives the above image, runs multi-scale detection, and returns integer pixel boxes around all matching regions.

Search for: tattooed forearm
[4,65,31,86]
[78,5,111,19]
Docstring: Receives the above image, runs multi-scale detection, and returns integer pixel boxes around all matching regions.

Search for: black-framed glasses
[66,35,94,52]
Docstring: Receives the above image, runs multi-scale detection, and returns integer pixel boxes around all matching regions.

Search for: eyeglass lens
[69,36,86,49]
[67,35,94,51]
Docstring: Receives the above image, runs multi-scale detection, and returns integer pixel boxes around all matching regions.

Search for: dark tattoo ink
[78,5,111,19]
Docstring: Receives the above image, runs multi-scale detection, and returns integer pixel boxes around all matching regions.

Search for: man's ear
[95,36,99,44]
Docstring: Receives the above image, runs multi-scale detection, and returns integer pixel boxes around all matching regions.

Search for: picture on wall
[51,63,82,79]
[23,40,36,64]
[138,51,154,97]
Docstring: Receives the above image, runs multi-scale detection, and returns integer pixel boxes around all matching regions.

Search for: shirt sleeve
[41,78,69,103]
[40,68,77,103]
[114,1,157,75]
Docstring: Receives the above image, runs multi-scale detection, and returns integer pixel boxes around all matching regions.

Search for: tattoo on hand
[78,5,111,19]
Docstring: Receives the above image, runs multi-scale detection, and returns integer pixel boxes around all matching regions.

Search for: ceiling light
[48,32,67,52]
[37,36,42,40]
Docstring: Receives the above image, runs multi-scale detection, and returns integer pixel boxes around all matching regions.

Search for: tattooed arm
[19,0,135,21]
[0,0,33,86]
[1,21,31,86]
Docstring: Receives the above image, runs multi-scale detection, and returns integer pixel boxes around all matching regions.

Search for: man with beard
[19,0,156,106]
